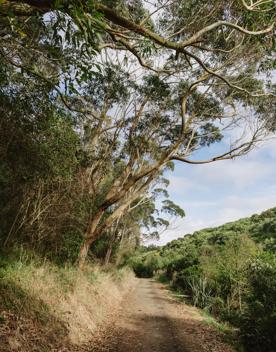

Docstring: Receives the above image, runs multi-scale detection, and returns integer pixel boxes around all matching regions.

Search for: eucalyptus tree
[0,0,275,267]
[102,186,185,266]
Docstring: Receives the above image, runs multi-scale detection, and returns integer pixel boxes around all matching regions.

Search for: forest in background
[130,207,276,351]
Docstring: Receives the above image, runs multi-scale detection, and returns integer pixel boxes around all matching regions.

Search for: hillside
[164,207,276,251]
[129,207,276,352]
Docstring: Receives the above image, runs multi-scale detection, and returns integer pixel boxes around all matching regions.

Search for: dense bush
[0,61,87,263]
[240,253,276,352]
[128,251,164,278]
[173,265,202,294]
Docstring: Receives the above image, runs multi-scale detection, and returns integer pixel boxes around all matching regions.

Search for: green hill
[163,206,276,253]
[129,207,276,352]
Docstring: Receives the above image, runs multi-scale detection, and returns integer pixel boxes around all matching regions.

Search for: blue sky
[157,138,276,244]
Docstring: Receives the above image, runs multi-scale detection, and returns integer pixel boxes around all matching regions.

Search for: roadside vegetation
[129,208,276,352]
[0,247,136,351]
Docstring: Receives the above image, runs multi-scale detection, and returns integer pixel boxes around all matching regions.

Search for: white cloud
[250,138,276,159]
[154,138,276,245]
[190,158,275,190]
[153,217,210,245]
[167,175,207,197]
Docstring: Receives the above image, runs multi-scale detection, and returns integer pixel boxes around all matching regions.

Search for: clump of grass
[202,311,229,332]
[202,310,241,349]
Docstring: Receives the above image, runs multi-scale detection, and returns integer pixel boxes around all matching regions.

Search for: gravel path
[90,279,235,352]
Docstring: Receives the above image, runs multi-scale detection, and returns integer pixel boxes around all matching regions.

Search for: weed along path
[90,279,235,352]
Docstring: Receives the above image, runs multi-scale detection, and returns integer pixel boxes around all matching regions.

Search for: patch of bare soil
[89,279,235,352]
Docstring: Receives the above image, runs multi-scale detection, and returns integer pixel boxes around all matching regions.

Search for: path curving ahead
[91,279,235,352]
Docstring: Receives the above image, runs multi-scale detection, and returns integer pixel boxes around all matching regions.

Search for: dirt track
[91,279,235,352]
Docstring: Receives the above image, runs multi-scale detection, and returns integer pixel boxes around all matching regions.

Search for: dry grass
[0,254,136,351]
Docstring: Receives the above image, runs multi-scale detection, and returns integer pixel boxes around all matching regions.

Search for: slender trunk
[238,285,242,312]
[115,228,126,266]
[105,218,121,266]
[78,240,90,270]
[77,209,104,269]
[104,245,113,266]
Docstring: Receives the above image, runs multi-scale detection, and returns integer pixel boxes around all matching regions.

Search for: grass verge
[0,249,136,351]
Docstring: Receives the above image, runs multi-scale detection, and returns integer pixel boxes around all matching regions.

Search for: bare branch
[170,133,261,164]
[182,20,274,47]
[241,0,275,12]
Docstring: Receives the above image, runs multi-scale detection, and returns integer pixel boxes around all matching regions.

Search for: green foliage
[161,200,185,218]
[0,0,274,275]
[141,75,170,103]
[128,250,164,278]
[87,64,132,108]
[240,253,276,352]
[0,58,87,262]
[130,207,276,351]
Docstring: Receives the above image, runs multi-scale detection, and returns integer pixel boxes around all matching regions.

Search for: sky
[156,137,276,245]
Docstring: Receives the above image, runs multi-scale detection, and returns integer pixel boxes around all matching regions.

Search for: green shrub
[128,251,164,278]
[208,296,225,316]
[240,253,276,352]
[173,265,202,293]
[188,276,213,309]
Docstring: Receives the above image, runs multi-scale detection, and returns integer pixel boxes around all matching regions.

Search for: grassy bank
[0,249,136,351]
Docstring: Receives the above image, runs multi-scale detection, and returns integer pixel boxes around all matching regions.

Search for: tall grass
[0,248,136,350]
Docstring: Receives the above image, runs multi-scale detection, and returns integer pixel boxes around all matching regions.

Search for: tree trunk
[78,171,158,268]
[78,240,91,270]
[104,218,121,266]
[104,244,113,266]
[77,209,104,269]
[115,228,126,266]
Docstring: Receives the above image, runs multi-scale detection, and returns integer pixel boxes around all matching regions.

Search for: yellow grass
[0,257,137,349]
